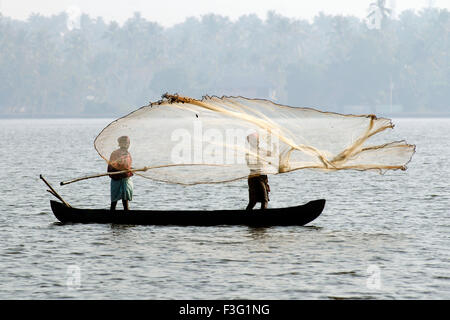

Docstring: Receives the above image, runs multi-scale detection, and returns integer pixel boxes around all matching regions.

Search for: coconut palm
[367,0,392,29]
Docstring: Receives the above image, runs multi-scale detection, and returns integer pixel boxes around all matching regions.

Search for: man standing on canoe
[245,132,270,210]
[108,136,133,211]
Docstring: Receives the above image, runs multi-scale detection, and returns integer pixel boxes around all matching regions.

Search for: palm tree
[367,0,392,29]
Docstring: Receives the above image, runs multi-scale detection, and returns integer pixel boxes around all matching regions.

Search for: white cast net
[94,94,416,185]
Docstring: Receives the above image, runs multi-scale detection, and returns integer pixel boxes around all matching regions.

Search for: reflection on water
[110,224,136,238]
[247,227,270,240]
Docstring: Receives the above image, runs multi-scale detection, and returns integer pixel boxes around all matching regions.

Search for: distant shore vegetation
[0,7,449,117]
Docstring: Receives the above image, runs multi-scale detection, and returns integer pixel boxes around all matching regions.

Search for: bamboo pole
[60,162,229,186]
[60,167,149,186]
[46,189,58,198]
[40,175,71,207]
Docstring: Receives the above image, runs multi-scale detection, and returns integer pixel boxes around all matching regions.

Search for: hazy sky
[1,0,448,26]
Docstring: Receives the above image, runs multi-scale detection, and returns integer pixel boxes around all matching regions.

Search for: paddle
[40,175,71,207]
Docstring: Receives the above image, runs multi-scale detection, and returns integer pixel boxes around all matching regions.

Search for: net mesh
[94,94,416,185]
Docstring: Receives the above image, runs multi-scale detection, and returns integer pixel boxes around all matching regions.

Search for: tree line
[0,7,449,116]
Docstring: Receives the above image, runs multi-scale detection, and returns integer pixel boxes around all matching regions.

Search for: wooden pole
[59,163,226,186]
[40,175,71,207]
[46,189,58,198]
[60,167,149,186]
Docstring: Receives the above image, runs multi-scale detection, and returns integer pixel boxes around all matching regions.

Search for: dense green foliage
[0,8,449,116]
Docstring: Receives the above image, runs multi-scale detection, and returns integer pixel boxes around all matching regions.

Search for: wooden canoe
[50,199,325,226]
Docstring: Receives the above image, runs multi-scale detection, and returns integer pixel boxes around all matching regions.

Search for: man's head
[247,131,259,147]
[118,136,130,149]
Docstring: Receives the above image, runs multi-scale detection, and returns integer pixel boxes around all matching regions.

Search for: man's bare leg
[110,201,117,211]
[246,200,257,211]
[260,201,268,210]
[122,200,129,211]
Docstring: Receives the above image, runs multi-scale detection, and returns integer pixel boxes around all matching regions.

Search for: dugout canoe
[50,199,325,226]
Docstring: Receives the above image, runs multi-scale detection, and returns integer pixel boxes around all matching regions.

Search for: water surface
[0,118,449,299]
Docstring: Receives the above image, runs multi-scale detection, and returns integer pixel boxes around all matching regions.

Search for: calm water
[0,118,449,299]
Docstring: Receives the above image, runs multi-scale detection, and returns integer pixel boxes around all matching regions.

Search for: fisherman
[108,135,133,211]
[245,132,270,210]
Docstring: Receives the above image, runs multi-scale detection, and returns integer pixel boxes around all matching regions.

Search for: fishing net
[94,94,415,185]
